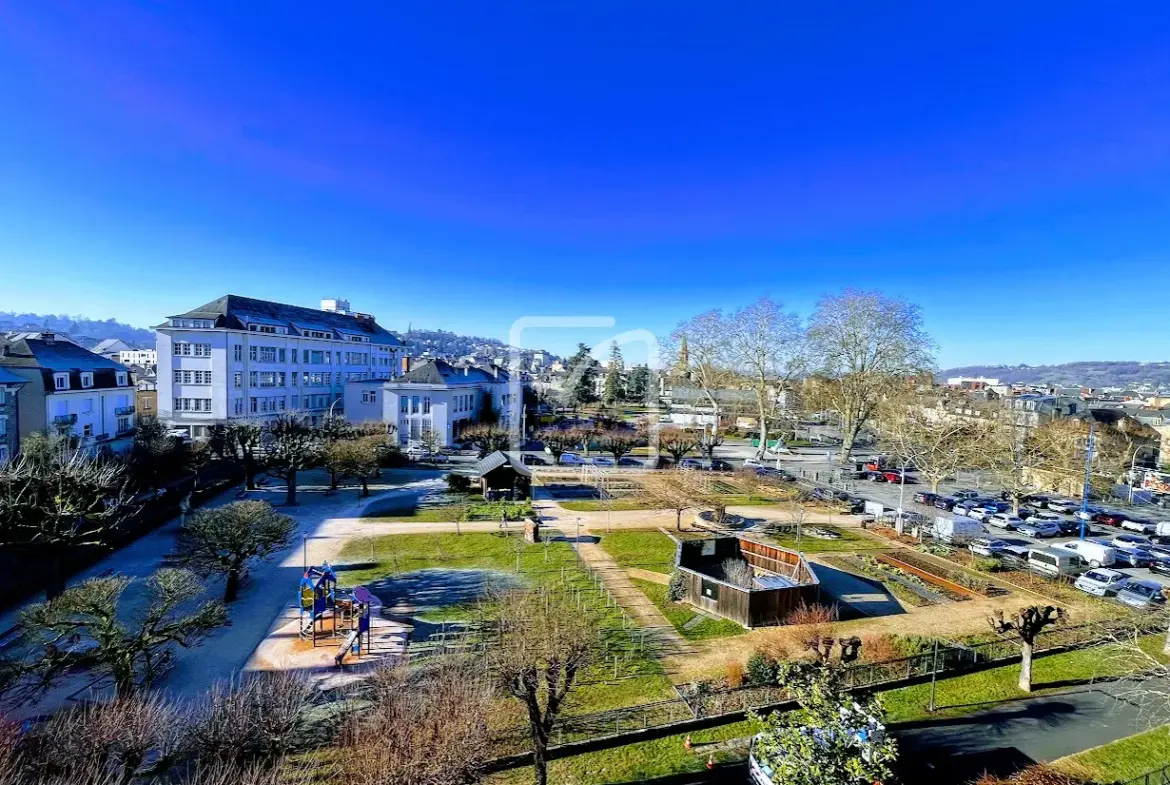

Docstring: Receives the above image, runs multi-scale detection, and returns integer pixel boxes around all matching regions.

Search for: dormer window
[54,373,69,390]
[81,372,94,389]
[116,371,128,386]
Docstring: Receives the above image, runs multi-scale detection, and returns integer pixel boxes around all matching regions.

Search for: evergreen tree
[625,364,651,402]
[602,341,624,404]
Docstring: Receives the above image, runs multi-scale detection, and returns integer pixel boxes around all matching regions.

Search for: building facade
[118,348,158,368]
[0,333,136,455]
[344,359,517,447]
[0,368,25,463]
[157,296,404,437]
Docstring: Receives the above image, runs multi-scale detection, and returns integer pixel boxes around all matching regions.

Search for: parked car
[743,458,765,468]
[1074,568,1130,597]
[1017,507,1038,520]
[560,452,586,465]
[709,459,735,472]
[591,456,615,467]
[1111,545,1153,568]
[932,516,985,544]
[935,497,959,511]
[997,537,1035,558]
[1121,518,1158,534]
[1116,580,1167,610]
[1046,499,1080,514]
[1026,547,1082,578]
[913,491,938,505]
[617,457,644,467]
[812,487,835,501]
[521,453,550,465]
[679,458,705,470]
[1057,519,1088,536]
[969,538,1010,557]
[1023,494,1052,508]
[1112,533,1153,548]
[883,470,915,484]
[953,489,980,500]
[1149,558,1170,578]
[756,466,795,481]
[1017,520,1061,538]
[1093,510,1129,527]
[1074,506,1104,522]
[989,513,1024,530]
[1055,540,1115,568]
[866,472,888,483]
[1029,511,1063,525]
[978,500,1010,514]
[966,507,993,522]
[1144,545,1170,564]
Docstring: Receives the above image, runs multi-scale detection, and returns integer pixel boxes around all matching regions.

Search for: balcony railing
[52,414,77,425]
[115,405,136,416]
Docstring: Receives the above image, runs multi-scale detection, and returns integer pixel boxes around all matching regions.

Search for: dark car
[709,459,735,472]
[1023,494,1052,508]
[521,453,550,465]
[1057,519,1088,536]
[618,457,644,467]
[756,467,795,482]
[935,496,959,511]
[812,487,834,501]
[913,491,938,505]
[1150,559,1170,578]
[1017,507,1037,520]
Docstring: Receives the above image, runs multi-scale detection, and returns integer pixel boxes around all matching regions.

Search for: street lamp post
[1130,446,1153,504]
[1079,422,1096,541]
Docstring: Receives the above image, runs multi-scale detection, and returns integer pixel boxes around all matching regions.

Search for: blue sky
[1,2,1169,367]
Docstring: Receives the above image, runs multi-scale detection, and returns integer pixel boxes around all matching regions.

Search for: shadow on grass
[607,763,748,785]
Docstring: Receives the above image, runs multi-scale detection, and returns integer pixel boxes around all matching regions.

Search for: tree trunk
[1163,625,1170,658]
[676,509,682,531]
[113,660,136,698]
[1018,640,1034,692]
[44,553,65,600]
[360,478,369,498]
[245,457,257,490]
[330,469,338,491]
[224,567,241,602]
[757,406,769,459]
[840,419,862,463]
[285,468,298,506]
[930,477,941,493]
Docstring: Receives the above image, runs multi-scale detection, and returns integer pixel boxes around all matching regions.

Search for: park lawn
[882,635,1167,724]
[1053,724,1170,783]
[363,504,467,522]
[597,530,679,571]
[763,525,888,553]
[632,578,746,642]
[336,532,676,715]
[364,500,534,523]
[485,718,761,785]
[559,499,660,512]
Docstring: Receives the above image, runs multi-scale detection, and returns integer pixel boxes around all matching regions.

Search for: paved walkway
[571,536,692,660]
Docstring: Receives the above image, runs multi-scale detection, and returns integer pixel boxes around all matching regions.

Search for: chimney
[491,365,498,379]
[400,356,411,375]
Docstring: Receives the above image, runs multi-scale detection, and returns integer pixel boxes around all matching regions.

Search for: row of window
[227,394,335,416]
[361,390,377,403]
[174,397,212,412]
[228,344,385,366]
[173,370,213,385]
[454,392,477,413]
[174,342,212,357]
[54,371,129,390]
[399,395,432,414]
[171,319,214,328]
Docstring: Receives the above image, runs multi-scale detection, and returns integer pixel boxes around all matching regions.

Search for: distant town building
[91,337,134,362]
[0,368,25,462]
[156,296,405,437]
[344,358,517,448]
[118,348,157,368]
[946,376,1000,390]
[136,372,158,422]
[0,332,136,454]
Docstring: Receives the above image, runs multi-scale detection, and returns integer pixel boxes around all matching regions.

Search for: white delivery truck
[931,515,985,545]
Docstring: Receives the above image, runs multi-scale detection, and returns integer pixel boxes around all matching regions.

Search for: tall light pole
[1079,421,1096,540]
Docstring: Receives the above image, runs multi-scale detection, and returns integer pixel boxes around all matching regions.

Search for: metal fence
[1125,763,1170,785]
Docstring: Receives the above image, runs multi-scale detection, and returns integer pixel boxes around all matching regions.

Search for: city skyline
[3,3,1170,366]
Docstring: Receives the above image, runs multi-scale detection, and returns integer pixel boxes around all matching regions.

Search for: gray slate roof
[0,336,130,392]
[399,359,509,386]
[91,338,133,354]
[0,368,26,385]
[163,295,404,347]
[470,451,532,478]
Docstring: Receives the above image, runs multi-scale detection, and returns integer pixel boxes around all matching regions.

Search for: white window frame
[116,371,128,386]
[54,373,69,390]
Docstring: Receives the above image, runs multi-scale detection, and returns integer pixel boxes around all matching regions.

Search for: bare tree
[658,426,699,464]
[670,310,734,436]
[460,423,511,457]
[595,429,638,462]
[885,409,987,493]
[13,569,226,698]
[190,671,315,769]
[490,591,597,785]
[726,297,804,459]
[535,427,578,463]
[225,420,264,490]
[983,420,1051,514]
[722,557,755,589]
[175,500,297,601]
[806,289,935,462]
[696,427,725,461]
[265,413,320,506]
[0,446,138,598]
[988,605,1065,692]
[639,469,710,530]
[322,436,383,497]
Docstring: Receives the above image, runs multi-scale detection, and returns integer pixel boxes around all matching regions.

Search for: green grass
[1054,724,1170,783]
[763,525,888,553]
[632,578,747,642]
[882,635,1168,724]
[597,530,679,571]
[335,532,676,714]
[485,719,762,785]
[364,500,534,523]
[558,493,792,513]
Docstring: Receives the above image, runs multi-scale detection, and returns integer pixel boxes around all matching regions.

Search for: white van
[931,516,985,545]
[1054,540,1116,568]
[1026,547,1082,578]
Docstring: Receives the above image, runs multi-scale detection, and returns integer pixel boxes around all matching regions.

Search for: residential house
[91,338,134,362]
[0,332,137,454]
[136,372,158,422]
[0,368,25,462]
[118,348,157,369]
[156,296,404,437]
[344,359,517,447]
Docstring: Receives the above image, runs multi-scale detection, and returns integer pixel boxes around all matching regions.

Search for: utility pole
[1079,421,1096,540]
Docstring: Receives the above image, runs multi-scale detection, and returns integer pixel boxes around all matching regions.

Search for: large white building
[0,332,137,455]
[344,359,518,447]
[118,348,157,368]
[157,296,404,437]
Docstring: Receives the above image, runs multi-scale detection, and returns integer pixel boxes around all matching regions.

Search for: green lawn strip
[631,578,746,642]
[882,635,1167,724]
[485,719,762,785]
[558,494,792,513]
[761,526,888,553]
[335,532,676,715]
[1053,724,1170,783]
[597,530,679,571]
[364,501,533,523]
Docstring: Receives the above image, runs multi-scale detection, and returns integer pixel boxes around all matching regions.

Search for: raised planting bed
[880,551,1009,598]
[821,555,940,608]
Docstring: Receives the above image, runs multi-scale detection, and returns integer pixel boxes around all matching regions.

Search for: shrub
[667,571,687,602]
[725,660,745,689]
[190,672,314,768]
[784,601,838,626]
[973,556,1002,573]
[746,650,779,686]
[446,473,472,493]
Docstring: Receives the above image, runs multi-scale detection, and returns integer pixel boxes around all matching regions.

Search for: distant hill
[0,311,154,350]
[402,328,558,363]
[940,361,1170,389]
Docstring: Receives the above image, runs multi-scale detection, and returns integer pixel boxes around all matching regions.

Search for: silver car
[1116,580,1167,610]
